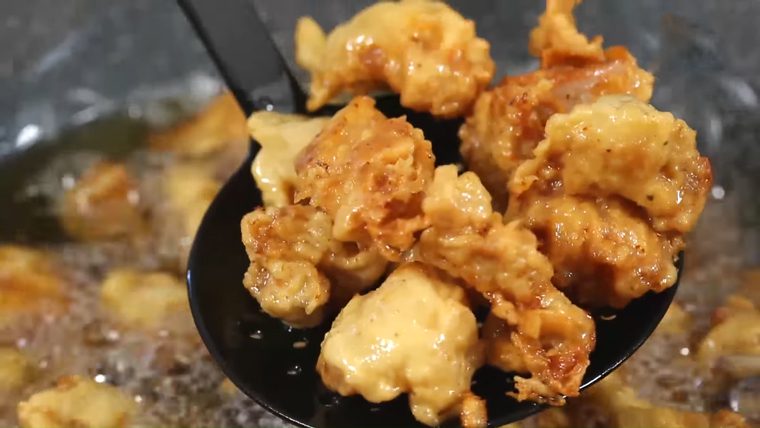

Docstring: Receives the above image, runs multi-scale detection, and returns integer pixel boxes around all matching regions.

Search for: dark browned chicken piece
[418,165,595,404]
[240,205,387,328]
[508,96,712,308]
[295,96,435,261]
[459,0,653,205]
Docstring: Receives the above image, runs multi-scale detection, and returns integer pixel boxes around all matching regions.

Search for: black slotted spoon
[178,0,680,426]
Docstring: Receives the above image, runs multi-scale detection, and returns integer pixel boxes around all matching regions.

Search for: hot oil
[0,105,756,426]
[0,112,287,428]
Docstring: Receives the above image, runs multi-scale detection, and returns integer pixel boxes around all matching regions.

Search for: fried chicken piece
[161,163,221,239]
[459,0,653,203]
[100,269,191,333]
[241,206,332,327]
[61,161,144,241]
[318,263,483,427]
[148,91,248,158]
[418,165,594,404]
[0,245,67,328]
[698,295,760,368]
[511,195,682,308]
[295,97,435,260]
[528,0,604,67]
[17,375,136,428]
[295,0,494,117]
[575,372,748,428]
[512,96,711,232]
[240,205,387,327]
[248,112,329,207]
[508,96,712,308]
[319,240,388,306]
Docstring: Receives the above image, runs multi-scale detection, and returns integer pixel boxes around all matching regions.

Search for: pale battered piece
[509,96,712,308]
[100,269,191,333]
[697,295,760,369]
[240,205,387,327]
[417,166,595,404]
[318,263,485,427]
[295,96,435,260]
[0,348,31,392]
[459,0,653,202]
[248,111,329,207]
[148,91,248,158]
[17,376,136,428]
[295,0,494,117]
[0,245,67,328]
[61,161,144,241]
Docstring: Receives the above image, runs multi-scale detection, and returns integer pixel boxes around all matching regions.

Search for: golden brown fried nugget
[0,246,67,328]
[241,206,332,327]
[698,295,760,369]
[459,0,652,203]
[160,162,221,241]
[509,96,711,308]
[100,269,191,333]
[240,205,387,327]
[17,376,136,428]
[511,195,683,308]
[418,166,594,404]
[528,0,604,67]
[318,263,483,427]
[295,96,435,260]
[61,161,143,241]
[148,92,248,158]
[295,0,493,117]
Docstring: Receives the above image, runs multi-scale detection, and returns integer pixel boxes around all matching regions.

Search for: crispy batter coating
[241,206,332,328]
[459,0,653,203]
[508,96,711,308]
[318,263,483,427]
[61,161,144,241]
[148,92,248,158]
[17,375,135,428]
[248,112,329,207]
[528,0,604,67]
[510,195,682,308]
[240,205,387,327]
[100,269,191,333]
[459,392,487,428]
[576,372,748,428]
[512,96,711,232]
[0,246,67,328]
[319,240,388,306]
[295,96,435,260]
[295,0,494,117]
[417,166,594,404]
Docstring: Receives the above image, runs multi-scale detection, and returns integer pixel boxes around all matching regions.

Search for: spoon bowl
[180,0,680,425]
[187,121,680,427]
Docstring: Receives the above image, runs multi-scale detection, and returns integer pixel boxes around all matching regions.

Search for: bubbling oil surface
[0,111,755,427]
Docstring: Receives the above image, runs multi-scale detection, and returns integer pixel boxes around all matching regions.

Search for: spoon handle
[176,0,299,115]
